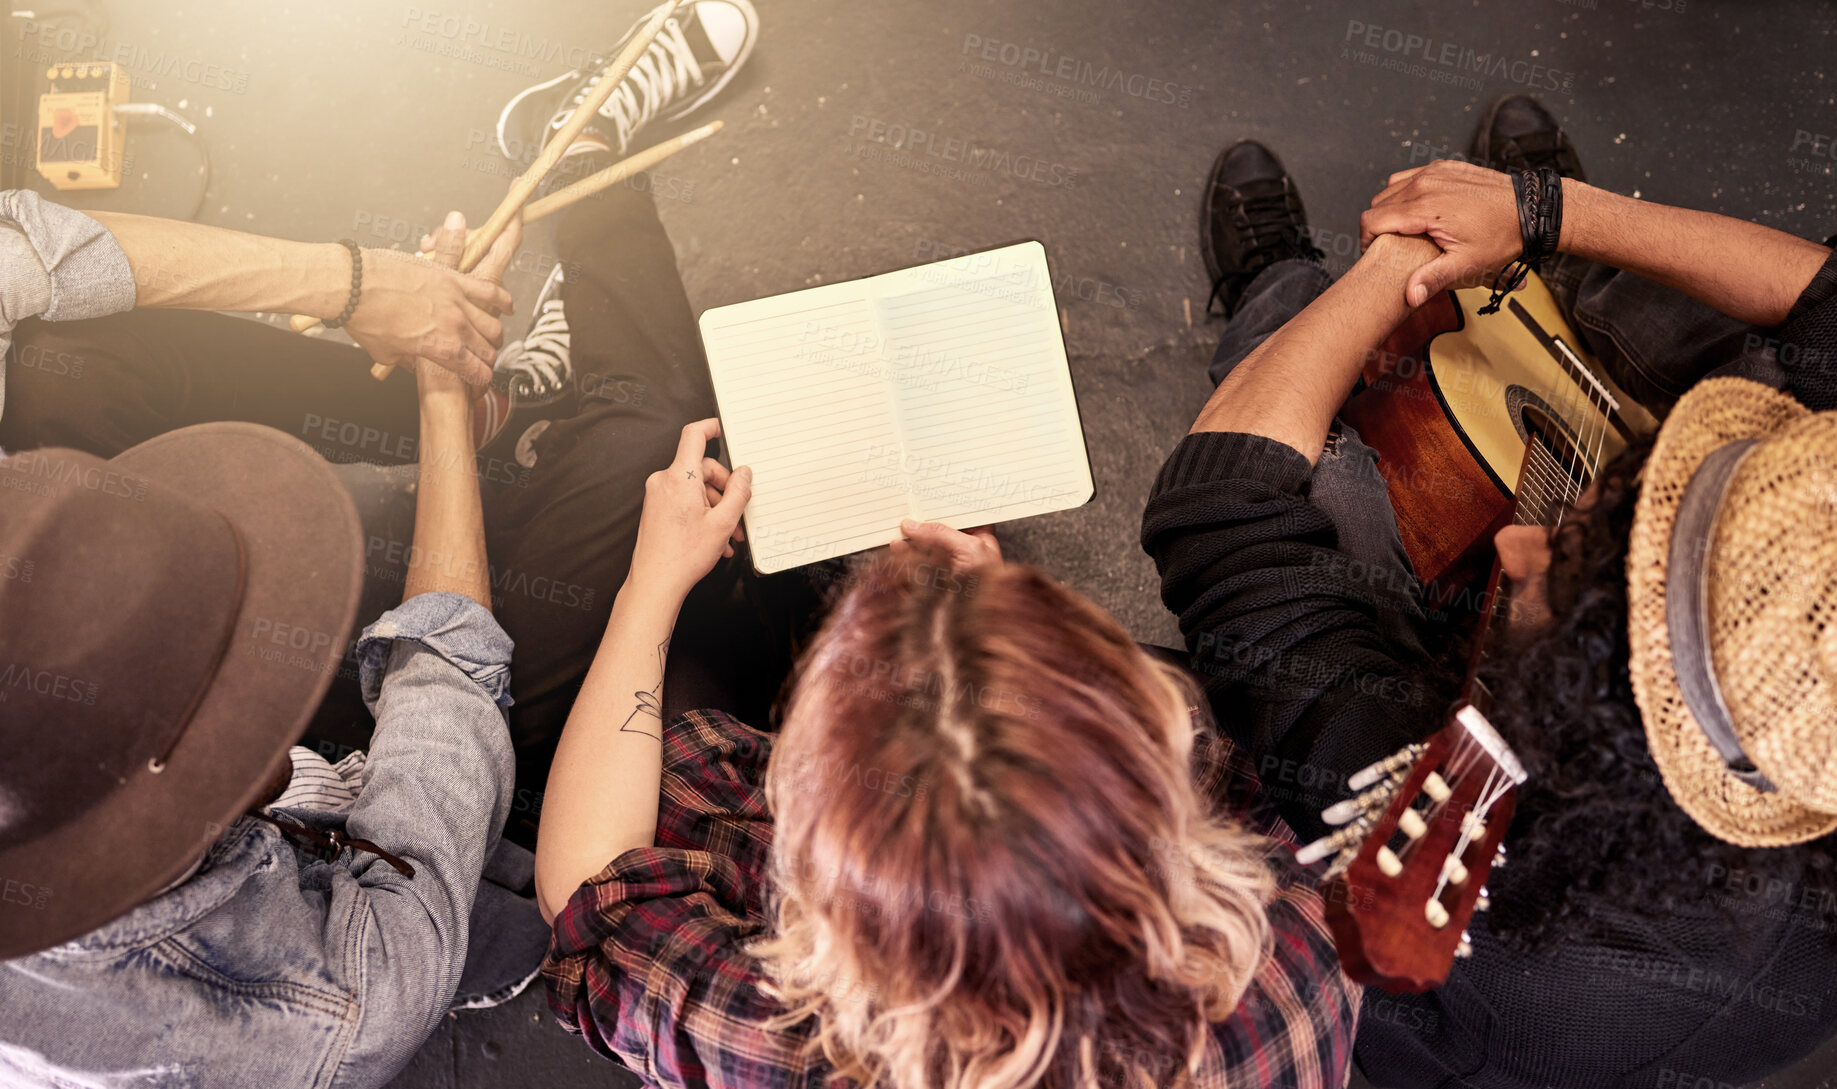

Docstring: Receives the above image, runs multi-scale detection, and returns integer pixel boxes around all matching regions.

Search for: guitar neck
[1465,434,1598,702]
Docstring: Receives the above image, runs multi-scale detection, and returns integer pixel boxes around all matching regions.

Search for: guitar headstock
[1295,705,1527,993]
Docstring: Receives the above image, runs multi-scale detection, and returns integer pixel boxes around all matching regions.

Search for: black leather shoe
[1472,95,1587,181]
[1201,140,1324,318]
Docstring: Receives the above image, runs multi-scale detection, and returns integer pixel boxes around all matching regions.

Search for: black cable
[186,127,210,222]
[132,119,212,222]
[7,0,207,222]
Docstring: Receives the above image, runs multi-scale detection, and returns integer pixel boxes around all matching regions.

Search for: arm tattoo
[619,638,670,740]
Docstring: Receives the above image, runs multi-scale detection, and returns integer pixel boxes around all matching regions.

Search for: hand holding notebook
[698,241,1094,573]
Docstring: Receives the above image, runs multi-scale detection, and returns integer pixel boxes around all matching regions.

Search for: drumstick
[297,0,685,377]
[288,120,722,337]
[462,0,683,272]
[521,120,721,221]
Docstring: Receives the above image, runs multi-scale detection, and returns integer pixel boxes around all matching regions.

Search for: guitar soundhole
[1517,403,1589,493]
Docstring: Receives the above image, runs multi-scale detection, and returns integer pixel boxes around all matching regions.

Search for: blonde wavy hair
[754,562,1278,1089]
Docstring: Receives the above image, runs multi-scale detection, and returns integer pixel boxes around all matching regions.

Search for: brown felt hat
[1627,378,1837,848]
[0,423,362,957]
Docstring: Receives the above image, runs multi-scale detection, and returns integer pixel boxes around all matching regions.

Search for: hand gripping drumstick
[288,120,720,333]
[295,0,687,379]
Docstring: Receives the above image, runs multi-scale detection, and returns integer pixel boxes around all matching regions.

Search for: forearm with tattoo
[532,583,679,922]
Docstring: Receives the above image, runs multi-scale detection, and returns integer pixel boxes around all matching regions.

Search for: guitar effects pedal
[36,62,131,190]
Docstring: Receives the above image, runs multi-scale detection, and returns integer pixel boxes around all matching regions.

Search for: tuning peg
[1296,820,1368,866]
[1377,846,1403,878]
[1422,771,1452,803]
[1440,855,1469,886]
[1348,743,1426,792]
[1475,887,1491,912]
[1493,844,1507,869]
[1323,782,1398,826]
[1424,898,1450,928]
[1455,931,1473,958]
[1295,837,1334,867]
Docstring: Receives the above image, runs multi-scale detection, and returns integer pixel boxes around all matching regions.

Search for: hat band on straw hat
[1665,436,1777,793]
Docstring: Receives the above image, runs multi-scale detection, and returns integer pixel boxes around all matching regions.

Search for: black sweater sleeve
[1775,246,1837,411]
[1140,430,1450,842]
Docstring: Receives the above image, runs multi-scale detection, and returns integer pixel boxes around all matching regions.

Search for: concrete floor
[18,0,1837,1084]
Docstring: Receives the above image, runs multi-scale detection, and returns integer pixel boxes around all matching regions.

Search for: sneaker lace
[1239,189,1316,258]
[1208,187,1323,315]
[504,299,571,398]
[569,14,704,152]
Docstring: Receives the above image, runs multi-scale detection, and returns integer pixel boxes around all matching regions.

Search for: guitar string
[1548,348,1614,525]
[1404,732,1513,916]
[1427,380,1611,897]
[1521,449,1562,524]
[1516,337,1608,524]
[1551,336,1605,524]
[1429,762,1512,908]
[1548,378,1589,526]
[1533,341,1597,527]
[1573,366,1610,499]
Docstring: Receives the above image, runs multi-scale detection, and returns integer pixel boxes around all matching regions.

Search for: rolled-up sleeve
[543,712,819,1089]
[0,189,135,420]
[356,591,514,711]
[337,592,517,1077]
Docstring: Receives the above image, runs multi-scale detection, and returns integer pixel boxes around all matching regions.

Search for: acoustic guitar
[1339,274,1656,610]
[1296,275,1655,992]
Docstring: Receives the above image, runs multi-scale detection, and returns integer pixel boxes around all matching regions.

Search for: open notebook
[699,241,1094,574]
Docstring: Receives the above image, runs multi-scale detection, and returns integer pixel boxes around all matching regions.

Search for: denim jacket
[0,593,515,1089]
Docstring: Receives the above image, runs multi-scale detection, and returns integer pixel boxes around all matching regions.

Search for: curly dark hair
[1477,437,1837,952]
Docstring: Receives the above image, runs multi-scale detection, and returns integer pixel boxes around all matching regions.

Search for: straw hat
[1627,377,1837,848]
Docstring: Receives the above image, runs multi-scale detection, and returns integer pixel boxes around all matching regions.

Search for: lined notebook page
[700,242,1092,574]
[700,288,913,573]
[876,242,1092,528]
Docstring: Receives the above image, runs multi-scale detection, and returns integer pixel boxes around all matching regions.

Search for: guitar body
[1340,275,1634,596]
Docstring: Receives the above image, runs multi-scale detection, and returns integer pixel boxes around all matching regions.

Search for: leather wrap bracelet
[321,239,364,330]
[1479,166,1565,315]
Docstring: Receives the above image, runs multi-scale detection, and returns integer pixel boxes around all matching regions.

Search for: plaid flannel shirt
[543,709,1360,1089]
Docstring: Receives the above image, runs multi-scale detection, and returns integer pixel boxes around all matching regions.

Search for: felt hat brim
[0,423,362,957]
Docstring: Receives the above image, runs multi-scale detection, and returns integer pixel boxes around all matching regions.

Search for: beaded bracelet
[321,239,364,330]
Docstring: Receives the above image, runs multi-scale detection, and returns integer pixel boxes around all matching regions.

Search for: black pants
[0,184,821,842]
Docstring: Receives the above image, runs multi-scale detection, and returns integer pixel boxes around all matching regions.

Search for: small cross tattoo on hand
[685,469,697,480]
